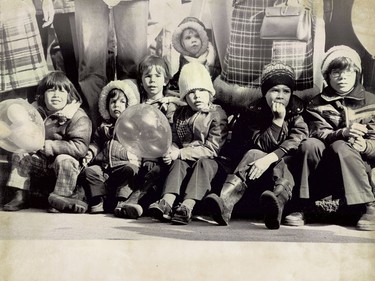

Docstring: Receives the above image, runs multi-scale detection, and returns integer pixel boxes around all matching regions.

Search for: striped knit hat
[261,62,295,96]
[321,45,362,76]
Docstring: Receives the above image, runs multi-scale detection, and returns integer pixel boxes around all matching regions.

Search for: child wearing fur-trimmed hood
[78,79,142,216]
[168,17,220,91]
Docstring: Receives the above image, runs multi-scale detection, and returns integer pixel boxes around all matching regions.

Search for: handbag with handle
[260,0,312,42]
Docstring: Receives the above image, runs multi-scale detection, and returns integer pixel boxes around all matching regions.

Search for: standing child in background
[204,62,308,229]
[148,62,228,225]
[117,55,184,219]
[78,79,141,216]
[168,17,220,91]
[3,71,92,213]
[284,46,375,231]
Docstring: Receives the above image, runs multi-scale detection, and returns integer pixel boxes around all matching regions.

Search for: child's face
[142,66,166,99]
[185,89,211,111]
[109,92,127,119]
[329,67,356,95]
[44,88,68,112]
[265,85,291,108]
[181,28,202,57]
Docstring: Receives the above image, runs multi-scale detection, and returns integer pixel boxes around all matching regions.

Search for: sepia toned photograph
[0,0,374,280]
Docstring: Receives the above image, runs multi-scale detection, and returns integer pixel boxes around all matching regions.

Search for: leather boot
[48,186,88,213]
[204,174,247,225]
[3,188,29,211]
[356,201,375,231]
[260,181,292,229]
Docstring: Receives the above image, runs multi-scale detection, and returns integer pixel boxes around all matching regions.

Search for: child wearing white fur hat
[168,16,220,91]
[285,45,375,231]
[148,62,228,225]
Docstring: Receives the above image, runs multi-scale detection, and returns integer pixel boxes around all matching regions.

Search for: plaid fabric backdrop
[221,0,314,90]
[0,4,48,93]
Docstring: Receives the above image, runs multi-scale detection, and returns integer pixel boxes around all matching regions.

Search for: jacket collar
[321,84,366,102]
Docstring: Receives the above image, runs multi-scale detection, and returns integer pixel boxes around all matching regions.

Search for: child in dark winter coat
[116,54,185,219]
[284,46,375,231]
[168,16,220,91]
[148,62,228,225]
[78,79,141,215]
[4,71,92,213]
[205,62,308,229]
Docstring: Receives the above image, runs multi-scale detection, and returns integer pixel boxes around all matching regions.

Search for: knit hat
[99,79,140,121]
[321,45,362,76]
[172,17,209,58]
[261,62,295,96]
[178,62,215,100]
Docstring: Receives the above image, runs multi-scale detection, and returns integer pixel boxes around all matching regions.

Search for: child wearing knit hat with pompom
[168,17,220,92]
[77,79,142,216]
[148,62,228,225]
[284,46,375,231]
[204,61,308,230]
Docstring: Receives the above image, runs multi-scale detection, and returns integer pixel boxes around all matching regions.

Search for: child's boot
[204,174,247,225]
[119,190,146,219]
[3,188,29,211]
[356,201,375,231]
[260,180,292,229]
[48,186,88,213]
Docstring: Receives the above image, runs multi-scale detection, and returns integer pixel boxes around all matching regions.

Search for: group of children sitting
[1,17,374,232]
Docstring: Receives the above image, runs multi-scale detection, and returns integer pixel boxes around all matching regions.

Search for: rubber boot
[356,201,375,231]
[260,181,292,230]
[3,188,29,211]
[204,174,247,225]
[118,190,147,219]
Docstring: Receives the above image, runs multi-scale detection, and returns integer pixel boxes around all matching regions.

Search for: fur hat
[178,62,215,100]
[172,17,209,57]
[261,62,296,96]
[321,45,362,76]
[99,79,140,121]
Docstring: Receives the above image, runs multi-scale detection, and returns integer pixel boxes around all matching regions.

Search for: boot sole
[204,194,228,226]
[260,191,281,230]
[120,203,143,219]
[48,194,87,214]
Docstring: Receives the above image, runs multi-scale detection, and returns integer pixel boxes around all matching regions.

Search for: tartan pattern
[221,0,313,90]
[7,153,80,197]
[0,8,48,93]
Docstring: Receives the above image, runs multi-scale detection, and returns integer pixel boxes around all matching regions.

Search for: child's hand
[351,136,367,152]
[342,123,368,139]
[271,101,286,126]
[82,151,94,167]
[162,147,180,165]
[127,151,141,166]
[247,153,278,180]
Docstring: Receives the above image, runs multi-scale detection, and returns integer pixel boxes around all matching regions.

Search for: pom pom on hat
[261,62,295,96]
[321,45,362,75]
[99,79,140,121]
[172,17,209,57]
[178,62,215,100]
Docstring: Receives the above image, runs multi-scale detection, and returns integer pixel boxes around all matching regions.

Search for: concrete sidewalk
[1,208,374,242]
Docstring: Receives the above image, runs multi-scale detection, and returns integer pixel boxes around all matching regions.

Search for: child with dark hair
[115,54,184,219]
[78,79,141,215]
[148,62,228,225]
[284,46,375,231]
[204,62,308,229]
[3,71,92,213]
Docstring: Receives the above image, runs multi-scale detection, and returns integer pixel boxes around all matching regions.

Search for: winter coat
[224,95,308,165]
[306,84,375,160]
[172,104,228,161]
[37,101,92,160]
[88,79,141,169]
